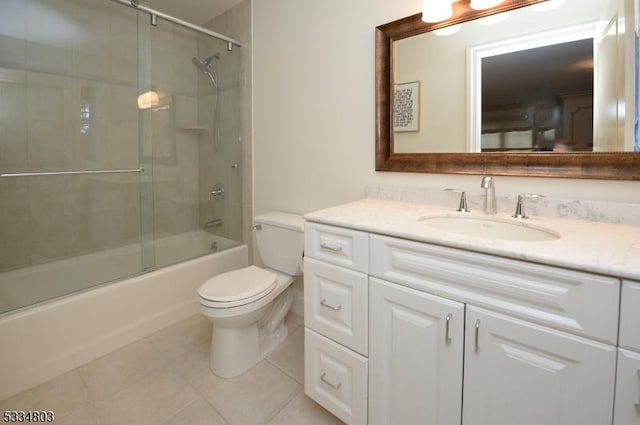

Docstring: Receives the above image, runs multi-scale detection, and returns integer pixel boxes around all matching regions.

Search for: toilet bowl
[198,212,304,378]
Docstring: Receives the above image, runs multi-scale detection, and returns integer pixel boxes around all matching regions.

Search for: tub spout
[205,219,222,229]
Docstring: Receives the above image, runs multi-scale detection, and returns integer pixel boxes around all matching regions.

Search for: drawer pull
[474,319,481,352]
[320,299,343,311]
[320,242,343,252]
[635,370,640,413]
[320,372,342,390]
[445,313,452,343]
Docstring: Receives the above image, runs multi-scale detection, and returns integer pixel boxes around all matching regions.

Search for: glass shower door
[142,17,243,268]
[0,0,145,314]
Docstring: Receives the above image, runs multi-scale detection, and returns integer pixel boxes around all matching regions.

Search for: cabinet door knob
[474,319,481,352]
[320,372,342,390]
[445,313,453,343]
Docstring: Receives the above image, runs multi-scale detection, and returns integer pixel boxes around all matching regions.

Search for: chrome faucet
[480,176,497,214]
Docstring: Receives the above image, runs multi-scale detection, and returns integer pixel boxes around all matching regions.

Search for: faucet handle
[513,193,544,219]
[444,188,470,212]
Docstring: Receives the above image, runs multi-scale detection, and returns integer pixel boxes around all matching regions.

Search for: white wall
[253,0,640,217]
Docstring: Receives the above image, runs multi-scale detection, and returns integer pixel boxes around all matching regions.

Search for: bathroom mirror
[375,0,640,179]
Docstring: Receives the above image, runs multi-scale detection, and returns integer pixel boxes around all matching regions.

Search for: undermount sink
[417,214,560,242]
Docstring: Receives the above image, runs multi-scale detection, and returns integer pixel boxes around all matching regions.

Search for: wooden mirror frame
[375,0,640,180]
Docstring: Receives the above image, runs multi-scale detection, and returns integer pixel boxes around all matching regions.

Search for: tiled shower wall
[0,0,142,270]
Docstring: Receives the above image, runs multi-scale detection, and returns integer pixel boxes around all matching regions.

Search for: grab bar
[0,168,144,178]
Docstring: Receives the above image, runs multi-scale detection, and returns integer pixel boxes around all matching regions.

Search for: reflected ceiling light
[434,24,461,36]
[531,0,566,11]
[469,0,504,10]
[478,11,510,25]
[422,0,454,23]
[137,88,172,111]
[137,90,160,110]
[568,58,594,71]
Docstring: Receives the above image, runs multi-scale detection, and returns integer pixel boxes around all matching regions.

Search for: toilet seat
[198,265,277,308]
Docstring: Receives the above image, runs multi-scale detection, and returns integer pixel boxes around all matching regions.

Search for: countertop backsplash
[365,184,640,227]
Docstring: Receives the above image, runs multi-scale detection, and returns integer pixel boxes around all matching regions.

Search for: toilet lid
[198,265,277,307]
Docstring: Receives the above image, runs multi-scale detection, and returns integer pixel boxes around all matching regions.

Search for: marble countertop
[304,198,640,281]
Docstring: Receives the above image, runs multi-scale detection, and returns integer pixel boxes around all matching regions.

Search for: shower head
[192,54,219,87]
[192,54,219,71]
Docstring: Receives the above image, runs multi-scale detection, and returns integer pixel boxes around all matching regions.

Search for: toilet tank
[254,212,305,276]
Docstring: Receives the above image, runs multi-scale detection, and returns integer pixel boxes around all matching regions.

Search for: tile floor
[0,313,344,425]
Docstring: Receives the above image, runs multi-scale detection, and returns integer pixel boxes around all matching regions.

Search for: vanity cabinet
[368,233,618,425]
[614,280,640,425]
[304,221,624,425]
[368,277,616,425]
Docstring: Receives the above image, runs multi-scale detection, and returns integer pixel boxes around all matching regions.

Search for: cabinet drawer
[305,222,368,272]
[304,257,368,355]
[370,234,620,344]
[620,281,640,351]
[304,328,368,425]
[614,349,640,425]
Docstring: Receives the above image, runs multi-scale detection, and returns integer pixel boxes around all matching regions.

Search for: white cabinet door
[614,348,640,425]
[369,277,464,425]
[463,306,617,425]
[620,281,640,351]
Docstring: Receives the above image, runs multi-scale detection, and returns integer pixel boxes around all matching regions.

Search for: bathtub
[0,231,240,315]
[0,233,247,400]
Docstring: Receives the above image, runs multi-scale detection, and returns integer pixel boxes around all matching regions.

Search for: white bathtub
[0,235,247,400]
[0,231,240,315]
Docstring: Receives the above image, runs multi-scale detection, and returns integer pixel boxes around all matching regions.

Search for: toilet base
[209,287,294,378]
[259,320,288,358]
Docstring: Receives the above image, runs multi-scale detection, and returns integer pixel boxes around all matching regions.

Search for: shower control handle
[209,183,225,201]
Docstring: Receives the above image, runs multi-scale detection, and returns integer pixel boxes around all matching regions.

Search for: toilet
[198,212,304,378]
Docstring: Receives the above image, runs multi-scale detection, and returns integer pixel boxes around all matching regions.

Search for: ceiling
[146,0,243,25]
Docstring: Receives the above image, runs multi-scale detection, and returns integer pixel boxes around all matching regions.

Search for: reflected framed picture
[394,81,420,132]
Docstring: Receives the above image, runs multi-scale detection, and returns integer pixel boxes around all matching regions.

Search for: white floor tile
[267,325,304,384]
[201,361,301,425]
[78,339,167,401]
[1,313,345,425]
[53,405,101,425]
[149,314,212,360]
[93,365,198,425]
[161,397,228,425]
[0,370,89,419]
[267,392,345,425]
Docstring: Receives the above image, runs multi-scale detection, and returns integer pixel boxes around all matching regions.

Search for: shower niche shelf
[178,125,208,132]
